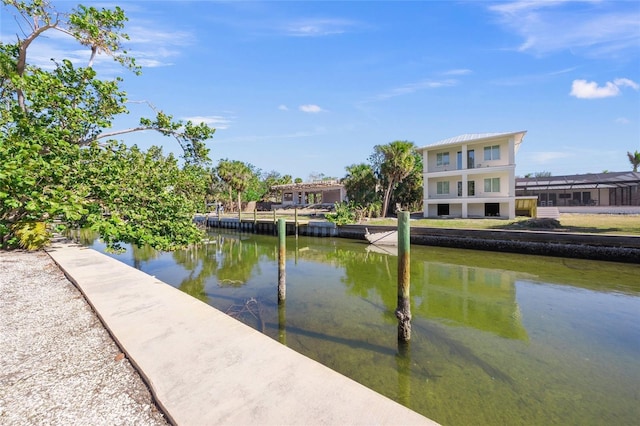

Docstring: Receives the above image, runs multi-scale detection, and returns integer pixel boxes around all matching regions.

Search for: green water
[90,231,640,425]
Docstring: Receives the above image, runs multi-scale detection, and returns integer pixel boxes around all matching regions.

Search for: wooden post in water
[273,210,277,235]
[278,302,287,345]
[253,208,257,232]
[295,207,299,238]
[395,211,411,342]
[396,339,411,407]
[278,218,286,302]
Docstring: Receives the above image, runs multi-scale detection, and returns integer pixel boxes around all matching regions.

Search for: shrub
[325,202,357,225]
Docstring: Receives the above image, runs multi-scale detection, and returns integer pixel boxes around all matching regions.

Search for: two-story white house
[417,131,527,219]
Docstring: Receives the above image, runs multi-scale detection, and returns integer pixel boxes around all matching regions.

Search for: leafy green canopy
[207,160,293,210]
[336,142,422,223]
[0,0,215,251]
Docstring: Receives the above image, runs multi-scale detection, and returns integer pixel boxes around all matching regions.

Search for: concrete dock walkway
[46,241,437,425]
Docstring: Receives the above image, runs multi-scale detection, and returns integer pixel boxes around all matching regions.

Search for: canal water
[88,230,640,425]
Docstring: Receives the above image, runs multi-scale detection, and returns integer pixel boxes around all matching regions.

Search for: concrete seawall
[199,216,640,264]
[46,241,437,425]
[340,225,640,264]
[203,216,339,237]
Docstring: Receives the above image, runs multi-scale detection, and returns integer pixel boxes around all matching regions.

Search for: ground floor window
[485,203,500,216]
[283,193,293,202]
[437,204,450,216]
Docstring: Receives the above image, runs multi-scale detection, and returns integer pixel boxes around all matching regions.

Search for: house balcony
[425,163,515,178]
[426,194,513,203]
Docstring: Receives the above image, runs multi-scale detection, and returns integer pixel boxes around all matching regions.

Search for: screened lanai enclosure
[516,171,640,207]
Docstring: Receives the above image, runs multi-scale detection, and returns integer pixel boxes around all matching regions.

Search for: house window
[468,181,475,196]
[484,145,500,161]
[436,152,450,166]
[437,181,450,195]
[484,177,500,193]
[457,181,462,197]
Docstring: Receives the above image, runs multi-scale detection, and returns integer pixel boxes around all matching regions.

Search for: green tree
[242,164,265,203]
[627,150,640,172]
[0,0,215,250]
[392,150,423,212]
[216,159,254,213]
[370,141,417,217]
[343,163,378,206]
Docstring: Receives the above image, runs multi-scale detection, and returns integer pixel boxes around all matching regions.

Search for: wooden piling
[396,339,411,406]
[278,302,287,345]
[273,210,277,235]
[278,218,286,302]
[395,211,411,342]
[295,207,299,238]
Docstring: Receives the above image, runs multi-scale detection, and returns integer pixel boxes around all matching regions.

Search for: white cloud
[570,78,639,99]
[215,127,327,144]
[0,15,194,70]
[614,78,640,90]
[184,115,232,130]
[126,25,194,47]
[570,80,619,99]
[299,104,325,113]
[284,18,357,37]
[443,69,473,76]
[528,151,573,164]
[278,105,289,111]
[488,1,640,58]
[371,79,457,102]
[492,67,578,86]
[615,117,630,124]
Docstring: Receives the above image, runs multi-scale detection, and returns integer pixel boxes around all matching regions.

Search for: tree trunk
[382,182,393,218]
[227,188,233,212]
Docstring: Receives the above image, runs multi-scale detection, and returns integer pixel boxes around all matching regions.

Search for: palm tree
[217,159,253,213]
[627,150,640,172]
[343,163,378,206]
[371,141,417,217]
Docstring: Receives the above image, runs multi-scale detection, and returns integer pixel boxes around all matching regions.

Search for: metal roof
[516,171,640,190]
[271,180,344,191]
[417,131,526,151]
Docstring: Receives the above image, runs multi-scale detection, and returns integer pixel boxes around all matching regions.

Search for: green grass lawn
[367,214,640,236]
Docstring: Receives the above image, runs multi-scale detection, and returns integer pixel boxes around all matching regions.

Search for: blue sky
[2,0,639,180]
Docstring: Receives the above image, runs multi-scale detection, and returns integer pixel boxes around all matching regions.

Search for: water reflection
[89,230,640,425]
[418,262,528,340]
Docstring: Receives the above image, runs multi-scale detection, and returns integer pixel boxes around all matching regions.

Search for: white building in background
[417,131,527,219]
[271,180,346,208]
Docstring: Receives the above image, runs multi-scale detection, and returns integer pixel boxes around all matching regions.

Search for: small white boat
[364,228,398,246]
